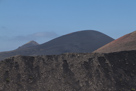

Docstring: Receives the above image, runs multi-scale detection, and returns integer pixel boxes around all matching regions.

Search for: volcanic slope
[0,30,114,60]
[0,50,136,91]
[94,31,136,53]
[17,40,39,50]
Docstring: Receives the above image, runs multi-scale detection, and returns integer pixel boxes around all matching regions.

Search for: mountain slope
[0,30,114,60]
[0,51,136,91]
[17,40,39,50]
[31,30,114,54]
[94,31,136,53]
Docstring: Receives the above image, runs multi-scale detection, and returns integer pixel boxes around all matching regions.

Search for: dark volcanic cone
[0,30,114,60]
[94,31,136,53]
[33,30,114,54]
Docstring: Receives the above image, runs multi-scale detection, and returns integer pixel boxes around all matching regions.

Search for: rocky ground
[0,50,136,91]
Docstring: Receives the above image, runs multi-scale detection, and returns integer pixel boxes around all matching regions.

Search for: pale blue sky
[0,0,136,51]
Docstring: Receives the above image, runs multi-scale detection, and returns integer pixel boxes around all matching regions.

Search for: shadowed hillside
[0,51,136,91]
[94,31,136,53]
[0,30,114,60]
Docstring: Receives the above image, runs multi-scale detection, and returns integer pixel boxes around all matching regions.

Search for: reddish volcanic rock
[94,31,136,53]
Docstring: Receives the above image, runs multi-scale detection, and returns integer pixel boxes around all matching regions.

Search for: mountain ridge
[0,30,114,60]
[17,40,39,50]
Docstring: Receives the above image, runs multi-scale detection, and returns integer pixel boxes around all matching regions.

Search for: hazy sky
[0,0,136,51]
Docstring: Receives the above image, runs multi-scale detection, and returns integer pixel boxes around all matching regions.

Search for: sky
[0,0,136,52]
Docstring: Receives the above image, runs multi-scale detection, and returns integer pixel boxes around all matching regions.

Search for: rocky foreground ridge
[0,51,136,91]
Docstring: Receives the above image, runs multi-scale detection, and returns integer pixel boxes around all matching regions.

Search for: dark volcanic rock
[0,30,114,60]
[0,51,136,91]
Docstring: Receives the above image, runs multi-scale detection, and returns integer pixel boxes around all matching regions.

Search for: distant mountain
[0,50,136,91]
[0,30,114,60]
[17,40,39,50]
[94,31,136,53]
